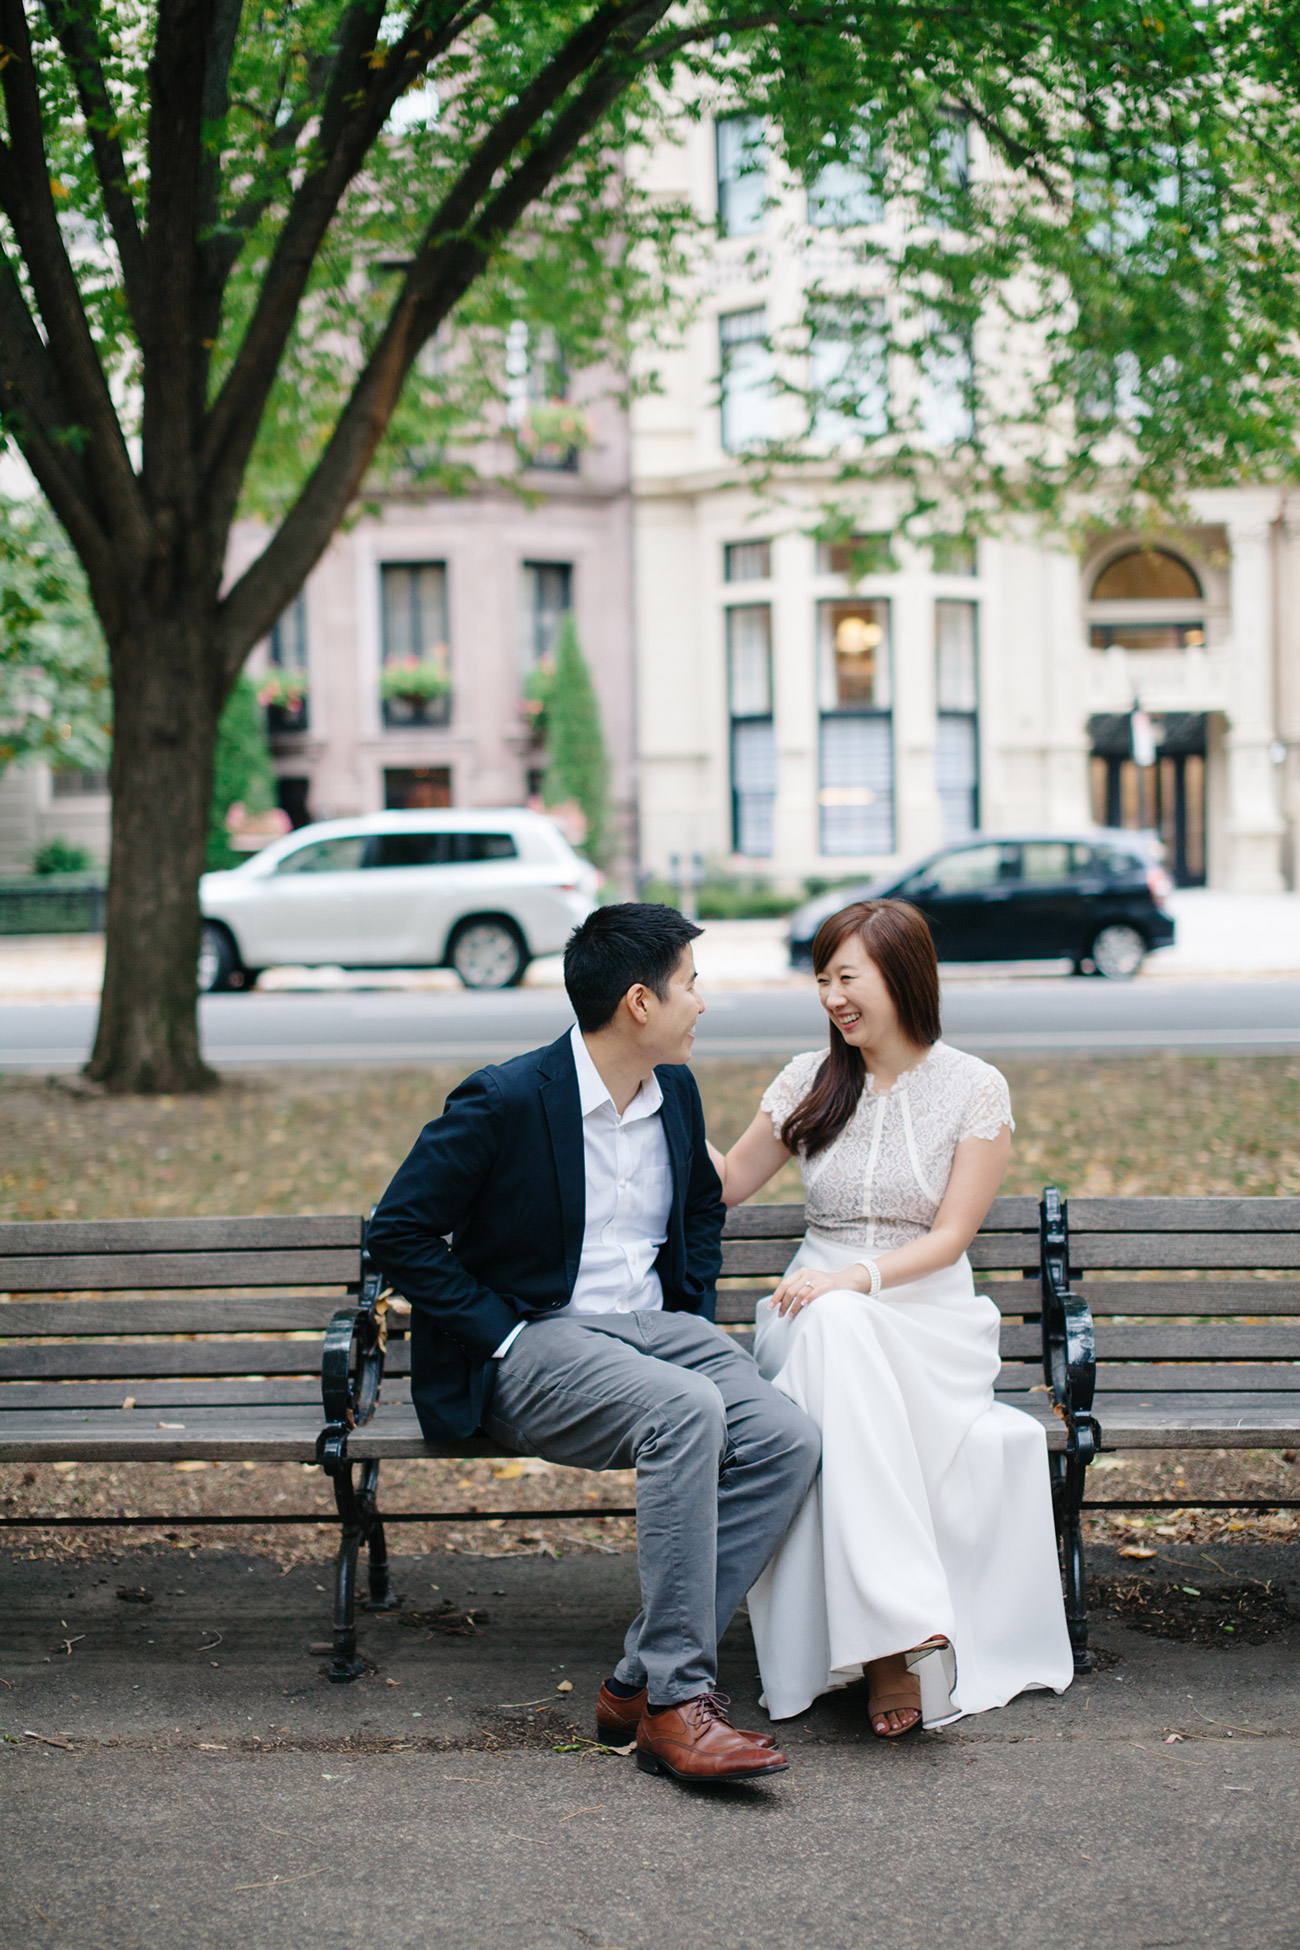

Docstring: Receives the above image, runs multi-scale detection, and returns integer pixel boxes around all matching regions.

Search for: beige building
[630,115,1296,892]
[234,381,636,866]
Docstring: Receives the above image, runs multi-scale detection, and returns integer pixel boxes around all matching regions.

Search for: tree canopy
[0,0,1290,1089]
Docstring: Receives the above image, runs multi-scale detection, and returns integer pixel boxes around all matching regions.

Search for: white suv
[199,808,599,992]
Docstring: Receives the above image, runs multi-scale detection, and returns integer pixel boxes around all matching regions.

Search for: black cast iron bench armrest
[316,1242,398,1680]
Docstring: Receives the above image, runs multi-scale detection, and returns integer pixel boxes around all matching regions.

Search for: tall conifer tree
[543,613,611,871]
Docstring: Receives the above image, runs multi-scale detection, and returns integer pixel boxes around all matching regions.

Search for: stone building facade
[629,116,1296,892]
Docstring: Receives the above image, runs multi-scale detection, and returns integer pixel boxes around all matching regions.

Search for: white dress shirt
[492,1024,673,1358]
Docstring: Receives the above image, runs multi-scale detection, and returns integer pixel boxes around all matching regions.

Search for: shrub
[33,836,93,875]
[207,673,278,870]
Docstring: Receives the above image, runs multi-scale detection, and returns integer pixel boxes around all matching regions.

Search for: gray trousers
[482,1311,821,1705]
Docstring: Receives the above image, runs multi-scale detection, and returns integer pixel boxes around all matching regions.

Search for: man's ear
[622,982,651,1027]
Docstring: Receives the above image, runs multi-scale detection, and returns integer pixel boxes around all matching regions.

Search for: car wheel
[448,918,528,990]
[198,922,244,993]
[1090,923,1147,980]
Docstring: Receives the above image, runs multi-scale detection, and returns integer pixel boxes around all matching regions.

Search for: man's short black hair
[564,902,703,1033]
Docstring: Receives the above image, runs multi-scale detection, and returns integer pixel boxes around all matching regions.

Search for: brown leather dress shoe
[596,1681,647,1742]
[635,1691,789,1783]
[597,1679,777,1748]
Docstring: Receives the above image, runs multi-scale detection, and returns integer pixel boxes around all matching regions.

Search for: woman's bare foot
[865,1652,921,1737]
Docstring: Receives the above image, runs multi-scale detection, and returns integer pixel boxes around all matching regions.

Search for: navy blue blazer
[365,1033,726,1443]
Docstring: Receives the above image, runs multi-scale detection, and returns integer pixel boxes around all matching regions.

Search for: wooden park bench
[2,1196,1296,1685]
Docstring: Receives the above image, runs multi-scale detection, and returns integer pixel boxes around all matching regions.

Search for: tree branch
[141,0,218,502]
[214,0,677,667]
[198,0,489,505]
[39,0,150,334]
[0,246,119,609]
[194,0,246,356]
[0,0,147,549]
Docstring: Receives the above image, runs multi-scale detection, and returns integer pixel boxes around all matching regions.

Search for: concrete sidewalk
[2,1538,1297,1949]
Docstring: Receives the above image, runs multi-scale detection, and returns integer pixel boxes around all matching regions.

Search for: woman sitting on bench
[708,898,1074,1735]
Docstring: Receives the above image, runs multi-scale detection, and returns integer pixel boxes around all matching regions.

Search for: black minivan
[787,832,1176,978]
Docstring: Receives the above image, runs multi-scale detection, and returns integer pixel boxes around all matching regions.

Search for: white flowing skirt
[748,1236,1075,1725]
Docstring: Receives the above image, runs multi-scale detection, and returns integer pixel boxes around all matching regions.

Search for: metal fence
[0,876,106,935]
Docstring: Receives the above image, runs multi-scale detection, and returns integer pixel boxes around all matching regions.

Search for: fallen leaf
[556,1680,573,1694]
[1118,1546,1157,1560]
[157,1422,185,1430]
[174,1460,207,1472]
[121,1397,135,1411]
[52,1461,77,1474]
[608,1741,636,1757]
[1164,1734,1185,1744]
[385,1677,402,1687]
[492,1461,525,1480]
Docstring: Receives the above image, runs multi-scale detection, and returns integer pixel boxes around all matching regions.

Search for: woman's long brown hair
[779,900,942,1157]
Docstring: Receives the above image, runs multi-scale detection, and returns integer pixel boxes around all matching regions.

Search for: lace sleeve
[760,1051,823,1135]
[959,1064,1015,1142]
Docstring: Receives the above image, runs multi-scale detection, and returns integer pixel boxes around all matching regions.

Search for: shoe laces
[685,1690,732,1728]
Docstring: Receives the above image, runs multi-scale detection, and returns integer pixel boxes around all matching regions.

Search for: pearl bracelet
[860,1258,882,1299]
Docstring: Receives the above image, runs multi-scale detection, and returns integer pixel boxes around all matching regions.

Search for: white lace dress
[747,1041,1074,1725]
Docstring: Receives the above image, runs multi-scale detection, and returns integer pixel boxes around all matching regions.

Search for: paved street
[3,1539,1297,1950]
[0,972,1298,1069]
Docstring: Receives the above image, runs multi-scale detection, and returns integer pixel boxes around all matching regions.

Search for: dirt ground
[3,1053,1298,1562]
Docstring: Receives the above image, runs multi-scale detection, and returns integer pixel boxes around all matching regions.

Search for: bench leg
[328,1462,367,1683]
[1051,1449,1095,1676]
[359,1460,400,1614]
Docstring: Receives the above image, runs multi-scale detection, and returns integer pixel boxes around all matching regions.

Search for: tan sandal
[866,1653,922,1739]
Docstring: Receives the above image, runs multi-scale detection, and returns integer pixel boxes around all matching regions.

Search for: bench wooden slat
[1068,1197,1300,1234]
[718,1238,1039,1275]
[1074,1280,1300,1316]
[0,1341,413,1380]
[0,1378,365,1410]
[1092,1396,1300,1445]
[0,1215,362,1254]
[0,1296,344,1337]
[1071,1235,1300,1271]
[1085,1364,1300,1393]
[1004,1322,1300,1360]
[0,1249,362,1293]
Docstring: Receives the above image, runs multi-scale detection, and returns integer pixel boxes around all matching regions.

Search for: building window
[931,535,977,576]
[265,591,310,731]
[380,562,451,727]
[270,593,308,670]
[933,116,970,192]
[922,327,975,445]
[51,768,109,797]
[1087,547,1206,650]
[807,298,888,446]
[520,562,573,671]
[724,540,771,582]
[384,766,452,809]
[807,130,883,228]
[506,322,579,471]
[719,309,774,451]
[935,600,979,843]
[715,116,766,236]
[817,598,894,854]
[276,777,311,828]
[727,606,776,857]
[816,532,897,577]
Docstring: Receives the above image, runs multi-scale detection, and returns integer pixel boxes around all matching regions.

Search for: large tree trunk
[86,610,224,1093]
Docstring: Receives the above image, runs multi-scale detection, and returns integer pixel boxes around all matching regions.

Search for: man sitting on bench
[367,903,820,1787]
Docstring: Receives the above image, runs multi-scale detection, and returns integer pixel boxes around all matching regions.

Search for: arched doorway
[1085,546,1208,886]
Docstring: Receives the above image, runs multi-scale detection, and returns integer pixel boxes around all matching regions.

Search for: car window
[924,843,1012,895]
[366,831,518,868]
[273,836,367,875]
[1020,841,1075,883]
[1095,846,1144,877]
